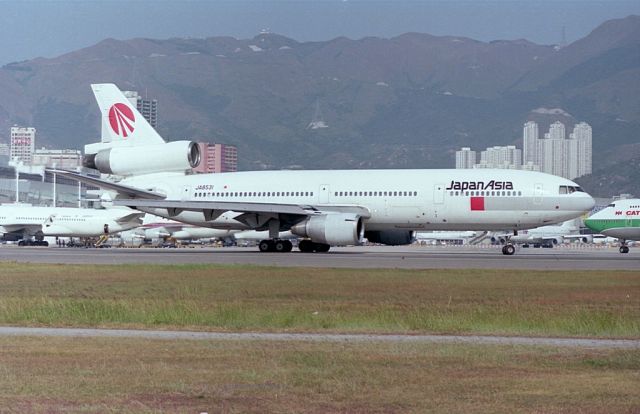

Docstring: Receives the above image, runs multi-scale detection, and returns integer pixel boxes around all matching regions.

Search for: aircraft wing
[114,212,146,225]
[47,169,165,199]
[0,224,42,236]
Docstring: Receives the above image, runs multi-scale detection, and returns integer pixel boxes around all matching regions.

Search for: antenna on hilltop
[307,100,329,130]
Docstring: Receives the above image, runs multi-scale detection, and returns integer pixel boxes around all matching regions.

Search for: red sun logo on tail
[108,103,135,138]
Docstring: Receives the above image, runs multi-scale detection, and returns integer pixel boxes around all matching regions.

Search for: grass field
[0,263,638,337]
[0,336,638,413]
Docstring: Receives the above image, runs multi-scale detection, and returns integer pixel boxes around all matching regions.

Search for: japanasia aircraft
[52,84,595,255]
[585,199,640,253]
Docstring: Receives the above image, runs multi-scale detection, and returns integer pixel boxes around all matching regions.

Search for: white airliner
[53,83,595,255]
[140,214,238,242]
[415,231,478,245]
[492,218,591,247]
[0,204,143,246]
[585,199,640,253]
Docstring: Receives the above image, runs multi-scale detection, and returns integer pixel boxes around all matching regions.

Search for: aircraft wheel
[620,246,630,254]
[18,240,25,247]
[315,243,330,253]
[502,244,515,255]
[283,240,293,252]
[258,240,275,252]
[274,240,288,253]
[298,240,314,253]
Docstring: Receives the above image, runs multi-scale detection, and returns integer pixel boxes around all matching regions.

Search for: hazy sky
[1,0,639,65]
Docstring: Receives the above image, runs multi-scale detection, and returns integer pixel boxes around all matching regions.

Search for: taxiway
[0,245,637,270]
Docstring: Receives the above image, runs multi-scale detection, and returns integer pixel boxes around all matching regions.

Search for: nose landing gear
[501,244,516,255]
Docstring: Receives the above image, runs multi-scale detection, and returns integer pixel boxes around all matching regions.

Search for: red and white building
[193,143,238,173]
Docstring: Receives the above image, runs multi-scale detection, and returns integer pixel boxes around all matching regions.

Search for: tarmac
[0,244,637,270]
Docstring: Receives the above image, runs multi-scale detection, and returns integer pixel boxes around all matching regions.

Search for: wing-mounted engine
[83,141,200,176]
[365,230,414,246]
[290,213,364,246]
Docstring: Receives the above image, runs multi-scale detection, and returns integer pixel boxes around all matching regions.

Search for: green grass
[0,336,638,413]
[0,263,638,337]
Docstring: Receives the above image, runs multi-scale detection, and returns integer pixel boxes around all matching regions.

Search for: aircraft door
[181,185,191,201]
[534,183,543,205]
[318,184,330,204]
[433,184,445,204]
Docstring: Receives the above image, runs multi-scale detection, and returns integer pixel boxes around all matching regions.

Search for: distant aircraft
[415,231,477,244]
[0,204,143,246]
[492,218,591,247]
[140,214,237,242]
[585,199,640,253]
[53,83,595,255]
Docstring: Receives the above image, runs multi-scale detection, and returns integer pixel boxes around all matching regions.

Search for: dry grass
[0,336,638,413]
[0,263,638,337]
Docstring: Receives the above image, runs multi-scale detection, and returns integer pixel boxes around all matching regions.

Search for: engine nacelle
[83,141,200,176]
[291,213,363,246]
[365,230,414,246]
[579,235,593,244]
[551,237,563,245]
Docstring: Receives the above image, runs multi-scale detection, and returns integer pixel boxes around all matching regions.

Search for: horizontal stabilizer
[47,169,165,200]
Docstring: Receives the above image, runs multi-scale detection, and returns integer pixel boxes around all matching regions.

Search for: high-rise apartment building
[570,122,592,177]
[522,121,539,164]
[123,90,158,128]
[521,120,592,179]
[455,147,476,169]
[474,145,522,169]
[193,142,238,173]
[10,126,36,164]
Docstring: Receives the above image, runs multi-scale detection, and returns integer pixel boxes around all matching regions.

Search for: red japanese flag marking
[470,197,485,211]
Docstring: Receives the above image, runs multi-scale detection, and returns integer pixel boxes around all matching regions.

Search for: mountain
[0,16,638,196]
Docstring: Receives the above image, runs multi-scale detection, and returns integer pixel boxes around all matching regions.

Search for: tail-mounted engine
[83,141,200,176]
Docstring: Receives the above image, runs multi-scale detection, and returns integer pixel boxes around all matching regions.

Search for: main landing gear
[298,239,330,253]
[258,239,293,253]
[619,240,630,254]
[18,239,49,247]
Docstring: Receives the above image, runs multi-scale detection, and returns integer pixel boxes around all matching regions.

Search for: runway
[0,244,638,270]
[1,326,638,349]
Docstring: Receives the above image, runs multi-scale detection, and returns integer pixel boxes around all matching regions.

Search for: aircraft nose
[580,193,596,212]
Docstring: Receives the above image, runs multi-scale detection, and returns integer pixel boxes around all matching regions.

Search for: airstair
[468,231,490,245]
[94,234,109,248]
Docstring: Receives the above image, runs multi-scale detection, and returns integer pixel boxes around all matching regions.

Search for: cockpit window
[560,185,584,194]
[607,203,615,207]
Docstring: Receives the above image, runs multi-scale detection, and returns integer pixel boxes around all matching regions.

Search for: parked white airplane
[491,218,591,247]
[140,214,238,242]
[585,198,640,253]
[53,83,595,255]
[0,204,143,246]
[415,231,477,244]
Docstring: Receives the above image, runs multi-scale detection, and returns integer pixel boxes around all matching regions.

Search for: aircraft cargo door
[318,184,330,204]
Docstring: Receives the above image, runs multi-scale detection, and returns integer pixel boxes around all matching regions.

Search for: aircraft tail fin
[92,83,165,146]
[561,218,580,230]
